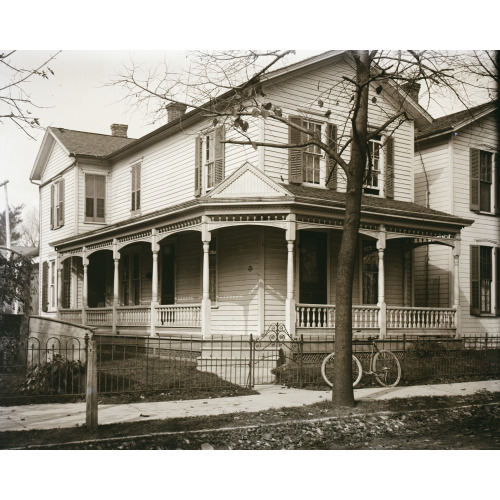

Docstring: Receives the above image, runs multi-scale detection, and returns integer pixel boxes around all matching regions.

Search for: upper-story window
[363,134,395,198]
[85,174,106,223]
[470,148,499,214]
[50,178,65,229]
[195,126,225,196]
[288,116,337,189]
[131,163,141,214]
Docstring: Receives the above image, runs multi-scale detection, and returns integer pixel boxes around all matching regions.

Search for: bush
[20,355,86,395]
[407,338,448,358]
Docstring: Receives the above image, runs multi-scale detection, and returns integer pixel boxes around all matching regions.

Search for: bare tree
[0,50,60,139]
[19,205,39,247]
[111,50,495,406]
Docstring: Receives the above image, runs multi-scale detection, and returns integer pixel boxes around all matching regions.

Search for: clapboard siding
[211,226,260,334]
[264,227,287,326]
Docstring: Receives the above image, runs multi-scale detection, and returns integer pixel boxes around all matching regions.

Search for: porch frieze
[207,213,288,231]
[156,217,203,241]
[58,247,83,261]
[116,229,153,250]
[86,239,114,256]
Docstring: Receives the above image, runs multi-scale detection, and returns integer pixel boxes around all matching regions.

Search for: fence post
[86,339,98,432]
[299,334,304,389]
[248,334,254,389]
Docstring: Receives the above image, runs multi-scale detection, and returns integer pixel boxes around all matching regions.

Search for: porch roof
[281,184,473,228]
[51,184,472,251]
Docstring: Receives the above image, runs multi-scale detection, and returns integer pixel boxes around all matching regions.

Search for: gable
[207,162,290,198]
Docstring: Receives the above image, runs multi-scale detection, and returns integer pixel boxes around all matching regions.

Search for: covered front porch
[54,211,464,339]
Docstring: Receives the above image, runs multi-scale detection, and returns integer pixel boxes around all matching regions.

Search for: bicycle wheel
[373,350,401,387]
[321,353,362,388]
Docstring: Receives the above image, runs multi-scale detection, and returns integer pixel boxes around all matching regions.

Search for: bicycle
[321,337,401,388]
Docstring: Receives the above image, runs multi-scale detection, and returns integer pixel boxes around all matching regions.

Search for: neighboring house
[415,101,499,335]
[29,51,472,339]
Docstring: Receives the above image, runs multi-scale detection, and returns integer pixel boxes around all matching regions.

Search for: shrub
[20,354,86,395]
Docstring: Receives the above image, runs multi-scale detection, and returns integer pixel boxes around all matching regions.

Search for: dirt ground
[2,391,499,450]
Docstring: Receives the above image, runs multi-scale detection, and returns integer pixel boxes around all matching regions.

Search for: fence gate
[249,323,301,387]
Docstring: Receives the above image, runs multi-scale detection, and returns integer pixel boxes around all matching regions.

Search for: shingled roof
[50,127,136,158]
[416,101,497,140]
[282,183,472,226]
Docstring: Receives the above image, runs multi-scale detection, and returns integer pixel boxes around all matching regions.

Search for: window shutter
[470,245,480,315]
[59,178,65,226]
[495,153,499,215]
[326,123,338,190]
[96,176,105,220]
[194,136,202,196]
[42,261,48,312]
[470,148,480,211]
[385,136,395,199]
[496,248,500,316]
[85,174,94,218]
[288,116,304,183]
[214,126,225,185]
[50,184,54,229]
[136,165,141,210]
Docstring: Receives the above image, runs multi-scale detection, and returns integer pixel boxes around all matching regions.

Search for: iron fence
[0,334,88,403]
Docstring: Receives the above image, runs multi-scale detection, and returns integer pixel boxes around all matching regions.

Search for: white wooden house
[415,102,499,335]
[30,51,473,339]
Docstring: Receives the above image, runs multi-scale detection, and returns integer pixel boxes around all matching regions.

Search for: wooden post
[377,228,386,339]
[86,340,98,431]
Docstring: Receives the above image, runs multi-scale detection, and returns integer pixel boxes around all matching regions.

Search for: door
[161,243,176,304]
[299,231,327,304]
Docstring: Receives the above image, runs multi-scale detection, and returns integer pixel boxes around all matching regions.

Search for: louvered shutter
[42,261,48,312]
[214,126,225,185]
[50,184,54,229]
[326,123,338,189]
[194,136,202,196]
[470,148,480,211]
[495,153,499,215]
[288,116,303,183]
[59,178,65,226]
[385,136,395,199]
[470,245,480,315]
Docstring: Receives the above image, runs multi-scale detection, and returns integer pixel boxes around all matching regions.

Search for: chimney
[110,124,128,138]
[166,102,187,122]
[401,81,421,103]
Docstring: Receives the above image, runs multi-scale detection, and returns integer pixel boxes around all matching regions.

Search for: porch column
[201,216,212,338]
[376,229,386,339]
[150,229,159,337]
[82,249,88,326]
[453,238,461,337]
[112,239,120,334]
[57,259,63,319]
[285,214,296,336]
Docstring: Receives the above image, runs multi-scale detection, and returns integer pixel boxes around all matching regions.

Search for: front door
[299,231,327,304]
[161,243,176,304]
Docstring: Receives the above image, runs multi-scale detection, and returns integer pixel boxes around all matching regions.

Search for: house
[415,101,499,335]
[29,51,473,339]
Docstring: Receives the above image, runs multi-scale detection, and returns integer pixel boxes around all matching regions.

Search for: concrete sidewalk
[1,380,499,433]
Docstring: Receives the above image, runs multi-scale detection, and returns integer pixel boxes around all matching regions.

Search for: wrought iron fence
[0,334,88,403]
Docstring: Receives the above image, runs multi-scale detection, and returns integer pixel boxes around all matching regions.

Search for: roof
[282,184,472,226]
[49,127,136,157]
[416,101,497,140]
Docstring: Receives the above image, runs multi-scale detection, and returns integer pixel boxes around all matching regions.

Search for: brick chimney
[110,124,128,138]
[166,102,187,122]
[401,81,421,103]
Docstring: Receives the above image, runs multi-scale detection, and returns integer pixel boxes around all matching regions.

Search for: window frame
[131,162,142,215]
[84,173,106,223]
[471,148,498,214]
[49,259,56,310]
[195,126,225,195]
[364,135,384,196]
[302,120,323,185]
[50,178,65,229]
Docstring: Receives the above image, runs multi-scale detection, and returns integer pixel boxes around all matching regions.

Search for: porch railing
[87,307,113,326]
[117,306,151,326]
[59,309,83,324]
[296,304,380,329]
[155,304,201,327]
[387,307,456,330]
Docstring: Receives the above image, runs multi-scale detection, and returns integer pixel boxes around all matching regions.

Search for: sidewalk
[1,380,499,433]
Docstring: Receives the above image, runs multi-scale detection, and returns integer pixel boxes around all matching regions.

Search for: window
[470,245,498,315]
[195,126,225,195]
[209,237,217,302]
[50,178,65,229]
[362,239,378,304]
[470,149,499,213]
[62,258,71,308]
[42,261,48,312]
[288,117,338,189]
[121,250,141,305]
[131,163,141,213]
[364,136,382,195]
[49,260,56,309]
[85,174,106,222]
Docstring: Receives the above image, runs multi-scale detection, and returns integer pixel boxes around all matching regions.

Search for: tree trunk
[332,50,370,406]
